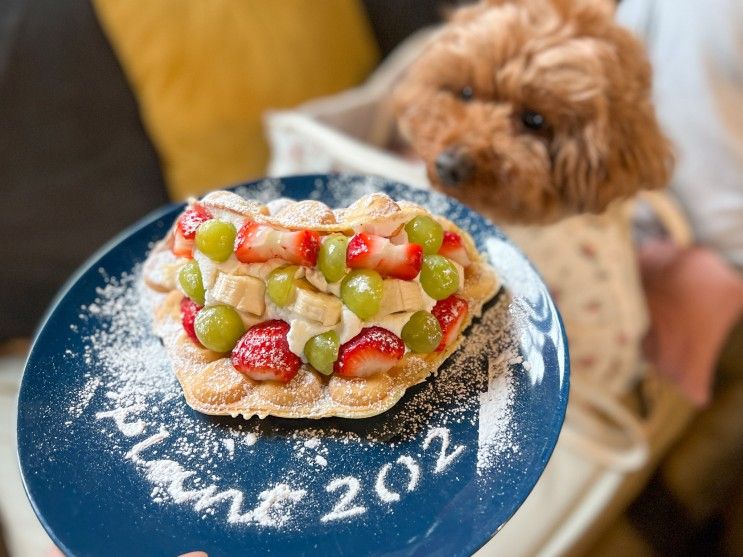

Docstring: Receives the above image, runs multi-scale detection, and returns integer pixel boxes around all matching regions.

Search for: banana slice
[236,259,286,281]
[209,273,266,316]
[378,279,424,317]
[399,280,424,311]
[304,267,341,297]
[291,288,342,326]
[193,252,242,290]
[194,252,219,289]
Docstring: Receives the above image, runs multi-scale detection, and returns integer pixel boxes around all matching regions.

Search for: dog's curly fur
[394,0,673,224]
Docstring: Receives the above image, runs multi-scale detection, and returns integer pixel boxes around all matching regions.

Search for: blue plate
[18,175,568,557]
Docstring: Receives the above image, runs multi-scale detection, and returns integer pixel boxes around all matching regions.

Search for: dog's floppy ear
[607,95,674,196]
[565,20,674,213]
[556,99,672,215]
[601,29,674,206]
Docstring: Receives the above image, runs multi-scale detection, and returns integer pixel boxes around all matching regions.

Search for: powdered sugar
[95,404,146,437]
[222,438,235,457]
[477,362,518,472]
[242,432,258,447]
[375,456,420,503]
[251,484,308,527]
[303,438,320,449]
[423,428,466,474]
[68,376,101,418]
[321,477,366,522]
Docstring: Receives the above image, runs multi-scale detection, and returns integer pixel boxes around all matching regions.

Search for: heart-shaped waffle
[143,191,500,419]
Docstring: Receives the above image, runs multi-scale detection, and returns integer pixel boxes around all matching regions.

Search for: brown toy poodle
[394,0,673,224]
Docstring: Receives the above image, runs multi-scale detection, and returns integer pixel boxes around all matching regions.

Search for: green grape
[194,305,246,353]
[304,331,340,375]
[401,311,443,353]
[405,215,444,255]
[341,269,383,320]
[195,220,236,262]
[267,265,299,307]
[178,260,205,305]
[318,235,349,283]
[420,255,459,300]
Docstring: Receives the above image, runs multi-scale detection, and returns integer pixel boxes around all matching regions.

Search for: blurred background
[1,0,742,555]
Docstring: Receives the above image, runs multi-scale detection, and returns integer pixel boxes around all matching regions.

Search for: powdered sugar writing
[423,428,466,474]
[321,477,366,522]
[375,456,420,503]
[95,404,146,437]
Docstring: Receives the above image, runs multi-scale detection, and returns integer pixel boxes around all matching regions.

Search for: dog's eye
[459,86,474,102]
[521,109,546,131]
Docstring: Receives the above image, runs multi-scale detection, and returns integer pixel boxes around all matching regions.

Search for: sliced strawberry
[347,233,422,280]
[235,222,275,263]
[180,297,203,346]
[177,205,213,239]
[171,205,212,258]
[431,295,469,351]
[172,229,195,258]
[334,326,405,378]
[235,222,320,266]
[438,231,471,267]
[377,243,423,280]
[277,229,320,266]
[231,320,301,382]
[346,233,388,268]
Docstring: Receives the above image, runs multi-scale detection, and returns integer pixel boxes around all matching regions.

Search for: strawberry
[334,326,405,378]
[178,205,213,239]
[346,233,388,268]
[431,295,469,351]
[234,222,275,263]
[172,229,195,258]
[346,233,423,280]
[171,205,212,258]
[180,297,203,346]
[231,320,301,382]
[438,231,471,267]
[377,243,422,280]
[235,222,320,266]
[276,229,320,266]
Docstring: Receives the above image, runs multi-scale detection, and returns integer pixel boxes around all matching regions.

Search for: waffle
[143,191,500,419]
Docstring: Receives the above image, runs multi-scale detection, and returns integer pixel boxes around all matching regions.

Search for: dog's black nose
[435,148,473,187]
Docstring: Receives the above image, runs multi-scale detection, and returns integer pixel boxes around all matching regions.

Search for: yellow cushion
[93,0,378,200]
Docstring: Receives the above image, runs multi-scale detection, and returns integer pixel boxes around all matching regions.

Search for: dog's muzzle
[435,147,474,187]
